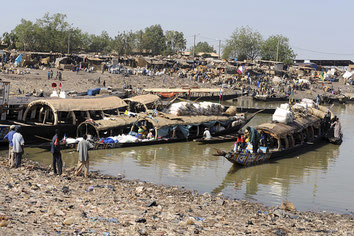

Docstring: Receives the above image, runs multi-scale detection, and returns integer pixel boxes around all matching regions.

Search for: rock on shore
[0,156,353,235]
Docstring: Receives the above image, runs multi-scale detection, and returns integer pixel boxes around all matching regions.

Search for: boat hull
[253,96,289,102]
[225,152,272,166]
[223,138,327,166]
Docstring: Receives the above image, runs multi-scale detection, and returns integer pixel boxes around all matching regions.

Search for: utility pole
[193,34,196,59]
[140,31,143,55]
[67,33,70,55]
[276,39,280,62]
[218,40,221,59]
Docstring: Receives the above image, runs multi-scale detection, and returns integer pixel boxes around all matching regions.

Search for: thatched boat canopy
[256,114,320,139]
[256,123,297,139]
[79,116,137,131]
[24,96,127,113]
[77,116,137,137]
[23,96,127,125]
[125,94,161,105]
[138,114,234,129]
[143,88,224,93]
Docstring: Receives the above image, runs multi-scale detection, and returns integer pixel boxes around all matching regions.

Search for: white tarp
[343,71,352,79]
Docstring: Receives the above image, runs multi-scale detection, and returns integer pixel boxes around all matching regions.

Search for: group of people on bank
[4,126,94,178]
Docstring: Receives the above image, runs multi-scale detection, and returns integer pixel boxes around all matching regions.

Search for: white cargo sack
[301,98,315,108]
[272,108,293,124]
[280,103,290,111]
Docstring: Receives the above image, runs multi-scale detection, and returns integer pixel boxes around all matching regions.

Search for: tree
[164,30,186,55]
[142,25,166,55]
[190,41,215,55]
[35,13,72,52]
[86,31,112,53]
[223,26,263,60]
[13,19,39,51]
[112,31,137,55]
[2,32,18,49]
[261,35,296,64]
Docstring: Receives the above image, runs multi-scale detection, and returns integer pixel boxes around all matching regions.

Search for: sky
[1,0,354,60]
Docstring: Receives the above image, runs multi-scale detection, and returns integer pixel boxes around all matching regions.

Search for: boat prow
[224,152,272,166]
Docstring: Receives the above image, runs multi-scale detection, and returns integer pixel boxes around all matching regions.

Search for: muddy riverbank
[0,156,353,235]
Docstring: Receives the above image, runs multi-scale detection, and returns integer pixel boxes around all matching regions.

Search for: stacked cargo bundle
[168,102,224,116]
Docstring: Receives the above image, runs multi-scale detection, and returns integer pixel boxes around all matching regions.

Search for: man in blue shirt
[50,129,62,175]
[4,125,16,167]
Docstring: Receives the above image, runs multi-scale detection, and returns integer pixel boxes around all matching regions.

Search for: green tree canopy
[223,26,262,61]
[86,31,112,53]
[164,30,186,55]
[142,24,166,55]
[190,41,215,55]
[2,32,18,49]
[260,35,296,64]
[111,31,137,55]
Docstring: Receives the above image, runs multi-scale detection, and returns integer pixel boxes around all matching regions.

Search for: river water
[14,100,354,214]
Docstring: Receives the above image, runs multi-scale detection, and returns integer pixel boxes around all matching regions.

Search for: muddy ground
[1,69,213,96]
[0,156,353,235]
[2,68,353,101]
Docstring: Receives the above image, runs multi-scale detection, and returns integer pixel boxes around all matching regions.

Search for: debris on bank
[0,156,353,235]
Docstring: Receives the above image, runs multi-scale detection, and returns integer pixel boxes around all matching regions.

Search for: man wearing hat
[4,125,16,167]
[12,126,25,168]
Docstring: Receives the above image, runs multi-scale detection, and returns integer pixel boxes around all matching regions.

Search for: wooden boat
[320,94,347,104]
[181,93,240,101]
[253,94,289,102]
[194,110,262,144]
[195,134,240,144]
[17,96,128,143]
[76,112,247,150]
[143,88,241,101]
[214,107,333,166]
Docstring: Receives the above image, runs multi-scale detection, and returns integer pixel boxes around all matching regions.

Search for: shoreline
[0,156,353,235]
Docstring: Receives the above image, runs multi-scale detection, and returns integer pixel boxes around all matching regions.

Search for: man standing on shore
[51,129,62,175]
[12,126,24,168]
[74,134,93,178]
[4,125,16,167]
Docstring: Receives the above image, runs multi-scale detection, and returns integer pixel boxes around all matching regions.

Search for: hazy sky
[1,0,353,60]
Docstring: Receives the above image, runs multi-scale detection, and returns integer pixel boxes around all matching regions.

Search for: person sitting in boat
[203,128,212,140]
[233,134,245,152]
[245,126,260,153]
[147,129,154,140]
[136,127,144,139]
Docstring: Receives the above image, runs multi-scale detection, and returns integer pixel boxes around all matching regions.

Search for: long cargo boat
[215,104,340,166]
[75,112,250,150]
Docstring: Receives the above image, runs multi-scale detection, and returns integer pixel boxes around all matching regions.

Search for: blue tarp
[15,54,22,65]
[173,125,191,138]
[88,88,101,96]
[157,127,170,138]
[103,138,117,144]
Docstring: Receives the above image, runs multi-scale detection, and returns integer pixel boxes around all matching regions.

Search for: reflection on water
[15,102,354,213]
